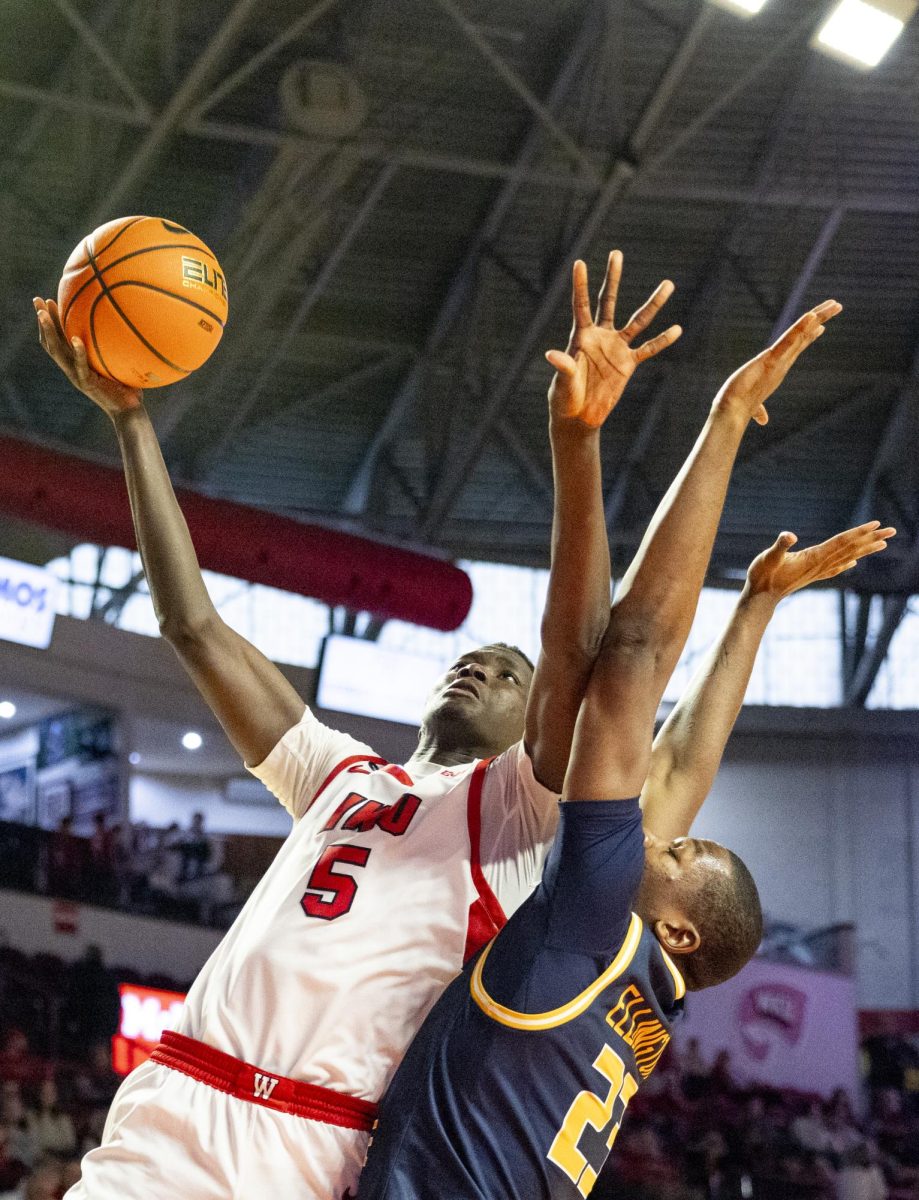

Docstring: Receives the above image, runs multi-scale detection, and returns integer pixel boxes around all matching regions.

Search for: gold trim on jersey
[469,912,643,1031]
[659,947,686,1001]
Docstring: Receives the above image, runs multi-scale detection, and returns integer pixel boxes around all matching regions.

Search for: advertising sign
[0,555,58,649]
[111,982,187,1076]
[676,957,859,1100]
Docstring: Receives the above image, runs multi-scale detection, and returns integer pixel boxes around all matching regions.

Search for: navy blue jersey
[359,798,685,1200]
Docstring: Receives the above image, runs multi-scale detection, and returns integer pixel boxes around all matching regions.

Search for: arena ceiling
[1,0,919,701]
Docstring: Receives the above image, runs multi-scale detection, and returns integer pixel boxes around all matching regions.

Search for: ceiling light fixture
[181,731,203,751]
[813,0,916,68]
[0,701,16,720]
[708,0,770,16]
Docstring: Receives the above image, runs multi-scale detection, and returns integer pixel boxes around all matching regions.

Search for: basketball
[57,216,228,389]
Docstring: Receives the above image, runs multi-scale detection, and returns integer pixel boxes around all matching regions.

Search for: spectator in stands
[179,812,212,882]
[87,814,117,907]
[147,817,233,925]
[0,1035,37,1088]
[0,1082,36,1175]
[793,1098,836,1160]
[710,1049,737,1094]
[25,1078,75,1159]
[71,1045,120,1111]
[0,1156,63,1200]
[836,1142,888,1200]
[46,818,85,902]
[60,948,120,1056]
[679,1036,710,1102]
[59,1158,82,1195]
[107,822,133,907]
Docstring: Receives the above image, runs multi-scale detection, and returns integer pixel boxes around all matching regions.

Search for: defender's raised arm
[641,521,894,840]
[525,253,681,791]
[564,301,842,805]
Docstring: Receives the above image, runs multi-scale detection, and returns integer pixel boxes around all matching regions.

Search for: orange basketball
[57,216,229,389]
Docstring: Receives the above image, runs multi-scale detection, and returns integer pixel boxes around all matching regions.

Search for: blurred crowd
[2,942,919,1200]
[1,810,237,927]
[0,946,187,1200]
[597,1037,919,1200]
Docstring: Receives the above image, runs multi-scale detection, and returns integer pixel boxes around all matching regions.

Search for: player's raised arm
[524,253,681,791]
[34,297,305,768]
[641,521,894,840]
[564,301,842,804]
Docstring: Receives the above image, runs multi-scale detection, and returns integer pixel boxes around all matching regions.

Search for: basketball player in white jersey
[34,252,683,1198]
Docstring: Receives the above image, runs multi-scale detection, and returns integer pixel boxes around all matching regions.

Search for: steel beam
[767,205,846,343]
[0,0,263,377]
[429,0,601,184]
[852,341,919,530]
[195,163,397,480]
[421,6,820,539]
[340,0,606,516]
[844,593,909,706]
[188,0,345,122]
[4,81,919,213]
[495,417,554,507]
[50,0,151,117]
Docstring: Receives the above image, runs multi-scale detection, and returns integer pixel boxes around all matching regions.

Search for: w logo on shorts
[253,1073,279,1100]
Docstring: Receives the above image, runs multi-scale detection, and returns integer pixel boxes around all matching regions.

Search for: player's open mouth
[444,680,480,699]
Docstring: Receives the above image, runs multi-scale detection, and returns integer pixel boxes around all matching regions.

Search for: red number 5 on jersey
[301,845,371,921]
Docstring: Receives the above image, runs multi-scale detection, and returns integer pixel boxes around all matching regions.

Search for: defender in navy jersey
[359,299,857,1199]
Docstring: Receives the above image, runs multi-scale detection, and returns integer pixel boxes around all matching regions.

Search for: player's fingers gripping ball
[58,216,228,388]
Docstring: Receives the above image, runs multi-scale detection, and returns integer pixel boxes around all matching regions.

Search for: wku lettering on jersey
[322,791,422,837]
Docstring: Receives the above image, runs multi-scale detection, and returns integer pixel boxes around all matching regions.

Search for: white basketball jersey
[178,707,559,1101]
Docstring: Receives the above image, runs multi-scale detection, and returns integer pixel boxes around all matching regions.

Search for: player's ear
[653,917,700,957]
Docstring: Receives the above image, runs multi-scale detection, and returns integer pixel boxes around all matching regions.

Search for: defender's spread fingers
[595,250,623,328]
[621,280,675,344]
[634,324,682,363]
[571,260,592,328]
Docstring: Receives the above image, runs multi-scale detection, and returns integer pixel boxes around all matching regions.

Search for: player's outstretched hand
[33,297,142,419]
[745,521,896,601]
[545,251,682,429]
[715,300,842,427]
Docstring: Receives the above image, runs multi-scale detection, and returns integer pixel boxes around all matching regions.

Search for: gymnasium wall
[1,615,918,1009]
[0,887,220,980]
[695,723,919,1011]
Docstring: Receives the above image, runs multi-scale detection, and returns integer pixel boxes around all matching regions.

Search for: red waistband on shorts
[150,1031,378,1132]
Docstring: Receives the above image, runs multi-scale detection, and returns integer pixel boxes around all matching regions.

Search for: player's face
[421,646,533,752]
[640,831,731,893]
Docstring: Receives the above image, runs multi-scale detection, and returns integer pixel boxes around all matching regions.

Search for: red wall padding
[0,437,472,631]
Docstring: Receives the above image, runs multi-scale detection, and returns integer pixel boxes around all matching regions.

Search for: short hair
[486,642,535,674]
[681,851,763,991]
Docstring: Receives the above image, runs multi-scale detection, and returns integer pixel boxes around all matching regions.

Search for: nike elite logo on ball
[182,256,228,301]
[57,215,229,389]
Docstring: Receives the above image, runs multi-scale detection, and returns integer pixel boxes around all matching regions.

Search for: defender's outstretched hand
[33,297,142,419]
[716,300,842,427]
[746,521,895,600]
[545,252,682,428]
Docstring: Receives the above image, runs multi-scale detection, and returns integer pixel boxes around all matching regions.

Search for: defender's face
[641,831,731,891]
[421,646,532,749]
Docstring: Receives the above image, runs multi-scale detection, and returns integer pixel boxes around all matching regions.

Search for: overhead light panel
[813,0,917,68]
[708,0,770,14]
[181,731,203,751]
[0,701,16,719]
